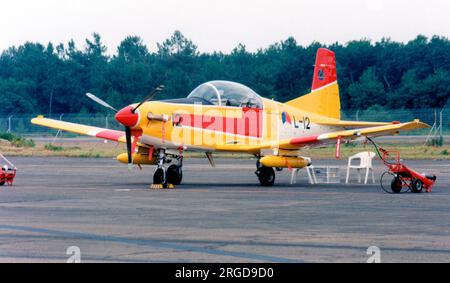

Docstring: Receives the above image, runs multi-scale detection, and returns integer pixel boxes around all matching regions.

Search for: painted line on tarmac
[0,224,300,263]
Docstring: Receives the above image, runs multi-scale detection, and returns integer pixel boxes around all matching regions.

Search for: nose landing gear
[151,149,183,189]
[153,167,168,188]
[167,155,183,185]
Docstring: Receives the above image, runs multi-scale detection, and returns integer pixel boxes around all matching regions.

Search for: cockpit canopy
[187,81,263,109]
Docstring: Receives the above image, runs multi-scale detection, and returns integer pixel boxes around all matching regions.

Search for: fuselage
[131,97,342,154]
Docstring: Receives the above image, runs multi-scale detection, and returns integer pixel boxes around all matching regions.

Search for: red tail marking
[312,48,337,91]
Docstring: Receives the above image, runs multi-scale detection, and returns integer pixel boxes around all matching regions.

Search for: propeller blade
[86,93,118,112]
[125,126,132,170]
[132,85,164,113]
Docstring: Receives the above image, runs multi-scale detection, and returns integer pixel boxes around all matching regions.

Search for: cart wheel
[411,179,423,193]
[0,181,5,186]
[391,177,402,194]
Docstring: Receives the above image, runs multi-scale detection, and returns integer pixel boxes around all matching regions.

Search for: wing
[315,120,392,127]
[280,119,429,150]
[216,120,429,152]
[31,116,127,143]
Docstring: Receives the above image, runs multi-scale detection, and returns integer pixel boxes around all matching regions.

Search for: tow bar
[366,137,437,194]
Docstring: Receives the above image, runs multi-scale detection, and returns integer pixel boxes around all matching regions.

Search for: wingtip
[31,115,43,124]
[411,119,431,128]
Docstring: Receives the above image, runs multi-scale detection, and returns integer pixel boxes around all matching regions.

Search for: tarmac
[0,157,449,262]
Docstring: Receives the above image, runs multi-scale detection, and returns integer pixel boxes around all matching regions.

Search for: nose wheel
[167,164,183,185]
[153,167,168,188]
[152,150,183,189]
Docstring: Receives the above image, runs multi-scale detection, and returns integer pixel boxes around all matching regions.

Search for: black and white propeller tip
[85,93,118,112]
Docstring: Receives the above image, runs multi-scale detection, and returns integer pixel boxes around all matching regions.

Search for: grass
[0,132,35,148]
[0,139,118,158]
[0,138,448,160]
[44,144,64,151]
[303,143,450,160]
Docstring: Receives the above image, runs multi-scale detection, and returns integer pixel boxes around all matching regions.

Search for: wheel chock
[150,184,175,190]
[150,184,164,190]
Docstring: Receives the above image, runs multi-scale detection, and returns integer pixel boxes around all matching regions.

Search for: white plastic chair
[345,151,376,184]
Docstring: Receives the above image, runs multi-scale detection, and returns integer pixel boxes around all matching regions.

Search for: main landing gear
[255,159,275,187]
[152,149,183,189]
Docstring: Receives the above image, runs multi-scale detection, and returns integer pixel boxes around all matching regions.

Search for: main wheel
[391,177,402,194]
[411,179,424,193]
[257,167,275,187]
[153,168,167,187]
[0,181,5,186]
[167,165,183,185]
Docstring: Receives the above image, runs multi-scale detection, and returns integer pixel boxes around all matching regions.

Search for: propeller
[85,86,164,169]
[125,126,133,170]
[86,93,118,112]
[132,85,164,113]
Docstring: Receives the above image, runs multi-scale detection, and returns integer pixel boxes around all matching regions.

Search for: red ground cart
[0,153,17,186]
[367,138,437,193]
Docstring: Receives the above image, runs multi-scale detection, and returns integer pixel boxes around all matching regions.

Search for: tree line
[0,31,449,115]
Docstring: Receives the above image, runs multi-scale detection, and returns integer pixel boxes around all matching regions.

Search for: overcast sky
[1,0,449,54]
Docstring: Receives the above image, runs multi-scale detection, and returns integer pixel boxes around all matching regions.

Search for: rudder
[286,48,341,119]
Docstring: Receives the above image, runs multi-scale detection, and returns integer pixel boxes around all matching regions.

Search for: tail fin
[286,48,341,119]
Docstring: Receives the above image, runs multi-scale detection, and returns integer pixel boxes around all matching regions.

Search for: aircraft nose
[115,106,139,127]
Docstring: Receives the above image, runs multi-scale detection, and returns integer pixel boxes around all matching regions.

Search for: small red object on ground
[368,138,437,193]
[381,149,436,193]
[0,153,17,187]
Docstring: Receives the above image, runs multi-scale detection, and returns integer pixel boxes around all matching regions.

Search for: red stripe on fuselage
[176,108,263,138]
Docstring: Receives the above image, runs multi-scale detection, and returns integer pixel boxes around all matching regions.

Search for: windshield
[187,81,263,108]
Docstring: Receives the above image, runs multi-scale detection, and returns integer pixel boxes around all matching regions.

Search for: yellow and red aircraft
[32,48,429,187]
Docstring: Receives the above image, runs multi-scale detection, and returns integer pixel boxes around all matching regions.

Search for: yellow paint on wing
[31,117,99,136]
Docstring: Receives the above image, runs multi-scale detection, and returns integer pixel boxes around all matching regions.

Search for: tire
[0,181,5,186]
[411,179,424,193]
[153,168,167,186]
[390,177,402,194]
[257,167,275,187]
[167,165,182,185]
